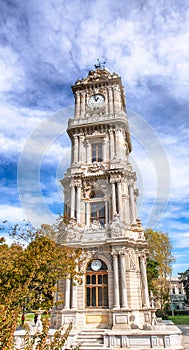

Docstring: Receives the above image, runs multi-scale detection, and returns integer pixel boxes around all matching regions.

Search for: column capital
[119,248,126,256]
[110,176,122,184]
[75,181,82,188]
[128,180,135,186]
[115,128,122,134]
[111,248,118,257]
[85,139,90,147]
[139,253,147,262]
[70,180,76,188]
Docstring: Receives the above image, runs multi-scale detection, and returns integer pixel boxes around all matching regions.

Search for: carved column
[86,140,90,163]
[76,184,81,223]
[119,251,128,308]
[112,252,120,308]
[78,134,84,162]
[73,135,78,163]
[86,202,90,227]
[70,183,75,218]
[64,277,71,309]
[108,87,113,115]
[122,181,130,224]
[71,284,77,309]
[113,85,120,113]
[104,88,109,115]
[129,182,136,223]
[117,181,122,220]
[75,91,80,118]
[140,255,150,307]
[105,200,108,224]
[102,137,106,161]
[80,92,85,117]
[109,130,114,159]
[115,129,121,158]
[71,278,78,309]
[111,181,116,218]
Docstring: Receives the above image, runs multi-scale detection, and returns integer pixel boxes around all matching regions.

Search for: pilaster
[112,250,120,309]
[119,250,128,308]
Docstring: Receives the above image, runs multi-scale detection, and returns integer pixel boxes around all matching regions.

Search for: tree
[146,258,159,295]
[178,268,189,304]
[23,319,81,350]
[145,228,175,309]
[0,220,83,349]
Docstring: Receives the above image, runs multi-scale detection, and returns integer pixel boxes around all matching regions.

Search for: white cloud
[0,47,25,92]
[0,0,188,269]
[0,205,26,223]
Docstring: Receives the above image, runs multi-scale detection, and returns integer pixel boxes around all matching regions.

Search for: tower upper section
[61,65,142,238]
[67,67,132,153]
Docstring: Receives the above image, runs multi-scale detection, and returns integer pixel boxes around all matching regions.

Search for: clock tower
[50,63,183,349]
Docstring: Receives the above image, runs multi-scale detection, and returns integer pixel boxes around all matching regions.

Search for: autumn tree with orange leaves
[0,219,82,349]
[145,228,175,310]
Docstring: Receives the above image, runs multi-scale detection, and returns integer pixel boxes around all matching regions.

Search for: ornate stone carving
[82,179,94,199]
[129,250,136,270]
[88,162,105,173]
[90,220,103,230]
[65,218,83,241]
[111,246,126,256]
[110,213,124,237]
[74,68,118,85]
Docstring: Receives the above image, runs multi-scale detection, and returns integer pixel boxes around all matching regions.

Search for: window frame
[85,261,108,308]
[91,142,103,163]
[89,191,105,225]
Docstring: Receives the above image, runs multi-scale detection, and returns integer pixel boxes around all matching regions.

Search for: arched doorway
[86,259,108,308]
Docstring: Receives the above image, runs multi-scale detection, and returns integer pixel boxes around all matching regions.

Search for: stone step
[77,342,105,350]
[76,330,106,349]
[77,335,103,340]
[79,348,109,350]
[79,347,109,350]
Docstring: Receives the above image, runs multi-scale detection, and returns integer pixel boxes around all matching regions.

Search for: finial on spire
[94,58,106,70]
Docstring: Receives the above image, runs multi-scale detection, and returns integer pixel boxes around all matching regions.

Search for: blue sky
[0,0,189,275]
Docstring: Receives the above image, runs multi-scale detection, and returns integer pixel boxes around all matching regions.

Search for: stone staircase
[75,330,108,350]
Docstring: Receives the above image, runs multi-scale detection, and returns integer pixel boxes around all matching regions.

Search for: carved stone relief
[129,250,136,270]
[65,218,83,241]
[88,162,105,173]
[110,213,125,237]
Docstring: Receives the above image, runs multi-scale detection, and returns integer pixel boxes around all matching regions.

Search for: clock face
[88,94,105,108]
[91,259,102,271]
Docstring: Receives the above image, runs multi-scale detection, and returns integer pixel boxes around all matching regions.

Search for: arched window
[91,143,102,162]
[90,191,105,225]
[86,260,108,308]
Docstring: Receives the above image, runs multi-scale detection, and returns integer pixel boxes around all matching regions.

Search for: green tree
[0,220,83,349]
[178,268,189,303]
[145,228,175,309]
[146,258,159,294]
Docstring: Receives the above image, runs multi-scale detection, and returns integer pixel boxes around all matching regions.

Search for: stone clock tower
[51,62,183,349]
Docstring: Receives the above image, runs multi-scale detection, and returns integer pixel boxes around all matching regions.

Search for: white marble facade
[50,66,183,349]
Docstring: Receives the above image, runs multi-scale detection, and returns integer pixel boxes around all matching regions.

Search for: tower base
[64,324,183,350]
[50,309,183,350]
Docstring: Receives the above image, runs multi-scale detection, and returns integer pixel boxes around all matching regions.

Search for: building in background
[169,276,186,311]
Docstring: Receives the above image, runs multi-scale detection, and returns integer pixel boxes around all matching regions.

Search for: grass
[169,315,189,325]
[18,312,49,326]
[18,313,35,325]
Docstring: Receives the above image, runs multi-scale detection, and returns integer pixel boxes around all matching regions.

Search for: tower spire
[94,58,106,70]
